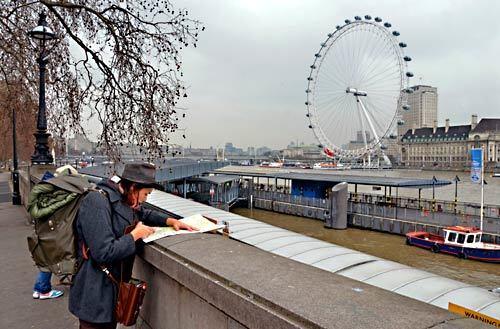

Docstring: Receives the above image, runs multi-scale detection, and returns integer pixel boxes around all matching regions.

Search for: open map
[143,214,225,243]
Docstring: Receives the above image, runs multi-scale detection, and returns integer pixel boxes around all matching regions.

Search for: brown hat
[120,163,163,191]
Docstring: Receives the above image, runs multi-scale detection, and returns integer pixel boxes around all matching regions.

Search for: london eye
[305,15,413,165]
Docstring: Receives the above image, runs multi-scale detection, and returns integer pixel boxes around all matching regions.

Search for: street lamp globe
[28,12,56,165]
[28,13,56,42]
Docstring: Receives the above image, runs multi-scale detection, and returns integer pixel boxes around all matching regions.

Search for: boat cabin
[443,226,482,247]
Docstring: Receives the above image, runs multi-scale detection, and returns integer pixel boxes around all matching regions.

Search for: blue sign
[470,148,482,184]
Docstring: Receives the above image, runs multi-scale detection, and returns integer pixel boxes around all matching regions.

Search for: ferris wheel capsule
[323,147,335,158]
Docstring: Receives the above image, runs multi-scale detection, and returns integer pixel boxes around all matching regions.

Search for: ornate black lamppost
[28,12,56,164]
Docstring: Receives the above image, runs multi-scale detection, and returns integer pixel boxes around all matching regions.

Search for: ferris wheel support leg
[356,99,370,166]
[356,96,391,167]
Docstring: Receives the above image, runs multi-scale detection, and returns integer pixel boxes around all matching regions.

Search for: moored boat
[406,226,500,263]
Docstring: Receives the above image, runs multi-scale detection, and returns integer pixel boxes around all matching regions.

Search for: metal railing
[242,188,330,209]
[349,192,500,219]
[242,188,500,235]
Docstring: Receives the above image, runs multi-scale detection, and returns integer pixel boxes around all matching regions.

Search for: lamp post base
[11,171,21,205]
[31,131,53,164]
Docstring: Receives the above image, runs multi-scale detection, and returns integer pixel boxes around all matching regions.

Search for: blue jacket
[69,180,166,323]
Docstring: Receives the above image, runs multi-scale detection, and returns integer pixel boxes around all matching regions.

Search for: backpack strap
[77,187,123,286]
[74,188,113,278]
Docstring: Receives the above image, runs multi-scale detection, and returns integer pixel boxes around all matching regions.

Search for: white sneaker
[33,291,40,299]
[39,290,63,300]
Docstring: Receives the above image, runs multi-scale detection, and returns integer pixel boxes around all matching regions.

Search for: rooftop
[213,169,451,189]
[471,118,500,134]
[79,159,229,182]
[402,125,471,142]
[187,174,239,185]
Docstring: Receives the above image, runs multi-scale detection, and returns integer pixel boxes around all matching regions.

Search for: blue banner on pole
[470,148,482,184]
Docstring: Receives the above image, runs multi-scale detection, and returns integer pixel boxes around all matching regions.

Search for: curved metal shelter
[146,190,500,319]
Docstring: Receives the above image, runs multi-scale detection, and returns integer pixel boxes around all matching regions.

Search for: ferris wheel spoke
[355,30,377,87]
[362,67,401,89]
[354,28,385,85]
[356,35,392,84]
[364,98,393,135]
[317,70,350,91]
[359,54,398,87]
[331,99,358,147]
[340,31,358,84]
[358,46,397,86]
[317,95,349,120]
[323,96,350,133]
[315,95,348,112]
[317,53,351,88]
[352,28,367,85]
[320,109,345,141]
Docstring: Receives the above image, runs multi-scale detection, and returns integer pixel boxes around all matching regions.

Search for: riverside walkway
[0,172,77,328]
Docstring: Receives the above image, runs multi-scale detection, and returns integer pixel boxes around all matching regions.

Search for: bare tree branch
[0,0,203,162]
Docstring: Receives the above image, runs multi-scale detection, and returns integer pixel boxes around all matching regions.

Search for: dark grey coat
[69,180,166,323]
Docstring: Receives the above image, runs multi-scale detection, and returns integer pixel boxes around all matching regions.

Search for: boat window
[466,235,474,243]
[475,234,481,242]
[457,234,466,244]
[447,232,457,242]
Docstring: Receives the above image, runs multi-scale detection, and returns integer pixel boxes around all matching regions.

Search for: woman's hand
[130,221,155,241]
[166,218,199,231]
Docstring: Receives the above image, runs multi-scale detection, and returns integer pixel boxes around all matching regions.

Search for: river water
[232,207,500,290]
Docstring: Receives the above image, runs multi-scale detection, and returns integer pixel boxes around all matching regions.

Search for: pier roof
[79,159,229,183]
[187,174,238,185]
[213,169,451,189]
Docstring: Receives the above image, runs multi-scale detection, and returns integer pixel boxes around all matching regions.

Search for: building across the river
[401,115,500,169]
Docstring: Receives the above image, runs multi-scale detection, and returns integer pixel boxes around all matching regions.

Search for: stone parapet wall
[132,234,484,329]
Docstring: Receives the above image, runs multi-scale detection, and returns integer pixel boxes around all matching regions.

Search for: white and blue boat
[406,226,500,263]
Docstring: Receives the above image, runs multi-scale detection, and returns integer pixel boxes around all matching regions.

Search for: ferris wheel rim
[305,17,411,158]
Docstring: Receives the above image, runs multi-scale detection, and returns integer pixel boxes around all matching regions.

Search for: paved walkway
[0,172,78,328]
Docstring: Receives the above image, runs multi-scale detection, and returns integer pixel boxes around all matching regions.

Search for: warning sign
[448,302,499,327]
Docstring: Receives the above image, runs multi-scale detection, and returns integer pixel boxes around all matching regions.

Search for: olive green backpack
[27,174,95,279]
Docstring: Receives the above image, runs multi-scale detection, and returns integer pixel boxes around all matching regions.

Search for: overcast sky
[107,0,500,150]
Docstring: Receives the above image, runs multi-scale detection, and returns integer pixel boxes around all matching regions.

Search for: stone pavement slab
[0,172,78,329]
